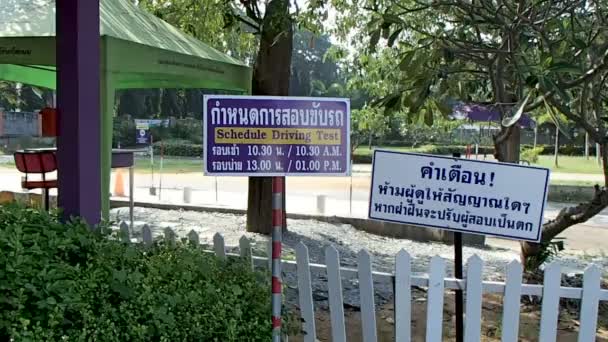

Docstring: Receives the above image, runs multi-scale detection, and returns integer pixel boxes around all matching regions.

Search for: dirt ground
[289,292,608,341]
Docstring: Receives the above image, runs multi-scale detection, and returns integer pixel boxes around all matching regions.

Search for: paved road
[2,166,608,253]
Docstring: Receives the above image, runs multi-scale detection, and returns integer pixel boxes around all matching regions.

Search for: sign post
[454,231,463,342]
[451,152,464,342]
[271,176,284,342]
[203,95,351,340]
[369,150,550,341]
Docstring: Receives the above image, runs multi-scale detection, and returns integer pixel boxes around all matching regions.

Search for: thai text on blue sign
[203,95,351,176]
[368,150,550,242]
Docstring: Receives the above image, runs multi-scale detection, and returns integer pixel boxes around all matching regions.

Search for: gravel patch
[111,207,608,308]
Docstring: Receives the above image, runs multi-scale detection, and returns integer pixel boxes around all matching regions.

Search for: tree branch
[236,13,261,33]
[544,93,601,142]
[521,186,608,258]
[560,42,608,88]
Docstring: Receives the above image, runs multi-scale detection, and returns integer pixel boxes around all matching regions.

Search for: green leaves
[547,61,581,74]
[542,98,571,138]
[538,75,572,104]
[0,204,272,341]
[398,51,416,71]
[382,13,403,25]
[424,104,434,126]
[369,29,381,52]
[387,28,403,47]
[502,92,531,127]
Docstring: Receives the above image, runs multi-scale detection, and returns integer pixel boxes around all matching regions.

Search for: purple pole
[56,0,101,224]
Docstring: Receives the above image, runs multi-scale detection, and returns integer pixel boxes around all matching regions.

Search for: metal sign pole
[454,232,464,342]
[271,176,284,342]
[158,142,164,201]
[452,152,464,342]
[349,174,353,216]
[150,135,155,196]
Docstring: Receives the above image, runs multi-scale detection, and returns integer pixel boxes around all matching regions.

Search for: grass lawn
[550,179,599,187]
[534,155,604,174]
[354,146,417,156]
[134,156,202,173]
[1,152,604,186]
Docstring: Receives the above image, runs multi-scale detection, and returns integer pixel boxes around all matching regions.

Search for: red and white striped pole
[271,176,285,342]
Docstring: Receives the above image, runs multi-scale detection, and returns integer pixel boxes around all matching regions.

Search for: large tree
[237,0,294,233]
[141,0,330,233]
[332,0,608,267]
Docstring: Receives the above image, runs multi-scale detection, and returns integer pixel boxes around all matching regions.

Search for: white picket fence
[118,222,608,341]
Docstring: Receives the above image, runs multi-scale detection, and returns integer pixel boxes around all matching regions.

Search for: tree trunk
[494,125,520,163]
[533,126,537,149]
[368,132,373,150]
[554,126,559,168]
[520,141,608,270]
[602,142,608,187]
[585,132,589,160]
[246,0,293,234]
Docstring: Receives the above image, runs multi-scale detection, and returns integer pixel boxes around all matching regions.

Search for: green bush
[153,139,203,157]
[0,204,271,341]
[168,119,203,145]
[352,144,495,163]
[113,118,137,147]
[521,147,544,163]
[520,144,599,156]
[412,144,494,155]
[352,153,373,164]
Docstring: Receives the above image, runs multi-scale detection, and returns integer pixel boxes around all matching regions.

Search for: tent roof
[0,0,251,92]
[0,0,245,68]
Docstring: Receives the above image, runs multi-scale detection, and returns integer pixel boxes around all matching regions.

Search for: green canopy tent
[0,0,251,217]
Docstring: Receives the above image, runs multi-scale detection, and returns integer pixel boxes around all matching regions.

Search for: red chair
[13,151,58,211]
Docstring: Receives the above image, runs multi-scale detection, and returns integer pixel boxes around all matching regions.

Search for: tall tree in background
[290,31,341,96]
[0,82,18,110]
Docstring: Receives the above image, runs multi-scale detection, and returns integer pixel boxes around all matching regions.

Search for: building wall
[1,111,39,137]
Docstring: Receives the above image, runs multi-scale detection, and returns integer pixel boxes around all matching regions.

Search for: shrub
[113,117,137,147]
[352,153,373,164]
[153,139,203,157]
[521,144,599,156]
[412,144,494,156]
[0,204,271,341]
[352,144,495,163]
[169,119,203,145]
[521,147,544,163]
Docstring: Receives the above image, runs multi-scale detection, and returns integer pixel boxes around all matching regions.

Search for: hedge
[521,144,599,156]
[153,139,203,158]
[353,144,599,163]
[352,145,495,163]
[0,204,271,341]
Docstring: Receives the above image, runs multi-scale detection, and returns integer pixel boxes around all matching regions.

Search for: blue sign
[136,128,150,145]
[203,95,351,176]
